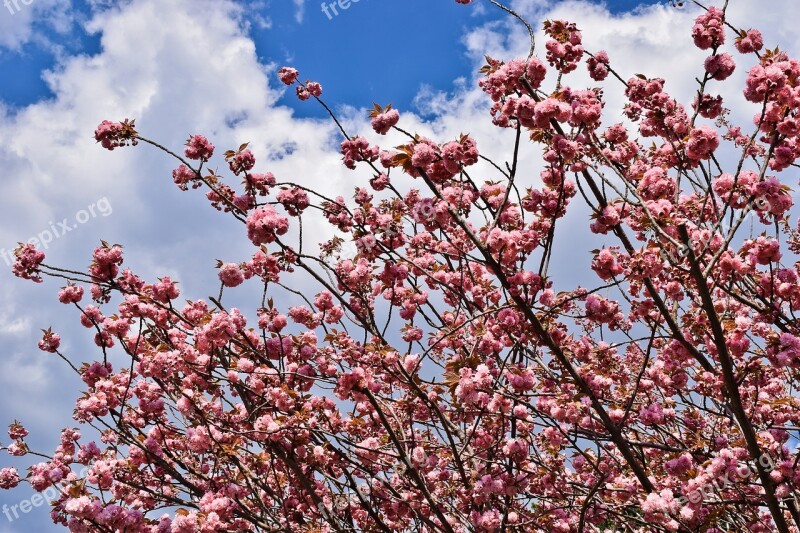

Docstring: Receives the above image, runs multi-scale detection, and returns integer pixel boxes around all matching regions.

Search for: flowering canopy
[6,1,800,532]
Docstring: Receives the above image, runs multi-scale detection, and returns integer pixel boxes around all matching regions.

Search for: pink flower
[276,187,310,216]
[6,442,26,456]
[685,125,719,160]
[0,468,19,489]
[184,134,215,161]
[402,353,421,374]
[12,243,45,283]
[704,53,736,81]
[534,97,572,128]
[479,57,547,102]
[94,119,138,151]
[340,136,379,170]
[370,172,390,191]
[587,50,610,81]
[641,489,679,520]
[569,89,603,128]
[591,248,624,280]
[640,403,665,426]
[306,81,323,97]
[526,57,547,87]
[172,164,197,191]
[638,167,676,201]
[8,422,28,440]
[246,206,289,246]
[410,446,427,467]
[38,329,61,353]
[411,143,437,168]
[774,333,800,366]
[590,205,621,234]
[743,63,790,103]
[735,28,763,54]
[476,509,502,531]
[228,149,255,175]
[693,93,723,119]
[748,236,781,265]
[219,263,245,287]
[58,284,84,304]
[544,20,584,74]
[371,108,400,135]
[692,7,725,50]
[502,438,528,462]
[585,294,622,325]
[79,305,104,328]
[90,244,124,282]
[665,453,693,476]
[151,276,180,303]
[277,66,299,85]
[247,172,276,196]
[297,82,322,100]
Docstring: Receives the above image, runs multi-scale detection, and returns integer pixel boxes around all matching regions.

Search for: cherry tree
[4,0,800,531]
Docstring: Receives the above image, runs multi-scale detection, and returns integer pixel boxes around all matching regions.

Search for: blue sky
[1,0,662,115]
[0,0,795,531]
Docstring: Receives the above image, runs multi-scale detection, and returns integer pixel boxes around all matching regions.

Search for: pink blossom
[184,134,215,161]
[246,206,289,246]
[590,205,621,234]
[151,276,180,303]
[735,28,763,54]
[371,108,400,135]
[0,468,19,489]
[228,149,255,175]
[277,66,299,85]
[704,53,736,81]
[306,81,322,97]
[58,284,84,304]
[773,333,800,366]
[587,50,610,81]
[8,422,28,440]
[276,187,310,216]
[340,136,379,170]
[411,142,437,168]
[544,20,584,74]
[10,7,800,532]
[585,294,622,325]
[693,93,724,119]
[12,243,45,283]
[748,236,781,265]
[93,119,138,151]
[685,125,719,160]
[172,164,197,191]
[692,7,725,50]
[219,263,245,287]
[638,167,676,201]
[591,248,624,280]
[38,329,61,353]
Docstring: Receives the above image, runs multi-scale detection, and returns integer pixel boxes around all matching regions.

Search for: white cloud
[293,0,305,23]
[0,0,74,51]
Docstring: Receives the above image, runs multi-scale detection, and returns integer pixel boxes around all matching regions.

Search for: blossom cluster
[5,2,800,533]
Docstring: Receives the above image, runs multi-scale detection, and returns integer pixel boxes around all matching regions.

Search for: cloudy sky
[0,0,798,530]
